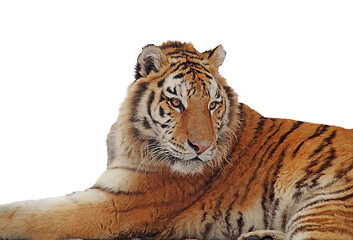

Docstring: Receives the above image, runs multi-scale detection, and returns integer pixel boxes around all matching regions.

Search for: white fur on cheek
[163,75,188,108]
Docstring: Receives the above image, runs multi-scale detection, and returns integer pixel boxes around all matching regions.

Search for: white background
[0,1,352,204]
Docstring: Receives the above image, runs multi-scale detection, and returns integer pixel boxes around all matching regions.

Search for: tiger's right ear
[135,44,167,80]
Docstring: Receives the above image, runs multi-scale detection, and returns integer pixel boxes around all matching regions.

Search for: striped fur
[0,42,352,240]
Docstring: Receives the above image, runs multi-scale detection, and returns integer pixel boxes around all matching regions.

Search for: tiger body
[0,42,352,240]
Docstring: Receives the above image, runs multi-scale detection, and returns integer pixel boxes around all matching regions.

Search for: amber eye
[209,101,219,111]
[169,98,182,108]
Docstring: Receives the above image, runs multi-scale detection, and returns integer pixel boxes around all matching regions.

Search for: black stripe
[187,86,196,97]
[261,173,271,228]
[166,49,201,59]
[145,56,158,76]
[166,86,177,95]
[215,89,221,99]
[293,124,329,157]
[143,117,152,129]
[223,85,236,122]
[288,187,353,238]
[174,73,185,79]
[232,103,245,144]
[176,61,211,74]
[203,222,213,239]
[261,147,288,229]
[205,73,213,79]
[260,122,303,228]
[309,153,336,189]
[267,121,303,161]
[312,148,336,176]
[294,157,321,192]
[169,62,185,75]
[247,116,266,147]
[157,79,165,87]
[160,41,184,49]
[242,122,283,201]
[212,193,224,221]
[251,118,277,158]
[146,92,171,129]
[207,47,217,58]
[159,94,165,103]
[134,63,142,80]
[297,184,353,214]
[159,106,165,118]
[237,212,244,235]
[159,226,176,239]
[309,130,337,158]
[192,61,211,73]
[290,225,353,240]
[224,200,235,236]
[281,209,288,232]
[335,157,353,179]
[132,82,149,106]
[268,148,287,229]
[248,225,255,232]
[269,148,287,201]
[254,116,266,136]
[131,126,143,141]
[201,210,208,222]
[130,82,149,122]
[147,91,155,117]
[294,130,338,193]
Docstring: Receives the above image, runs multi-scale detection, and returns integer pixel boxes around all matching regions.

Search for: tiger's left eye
[209,101,219,111]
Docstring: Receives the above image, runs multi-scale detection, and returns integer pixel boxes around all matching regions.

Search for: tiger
[0,41,352,240]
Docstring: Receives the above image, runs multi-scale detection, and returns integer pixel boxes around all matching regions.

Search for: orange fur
[0,42,352,240]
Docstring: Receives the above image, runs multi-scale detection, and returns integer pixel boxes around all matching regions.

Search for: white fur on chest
[94,167,136,193]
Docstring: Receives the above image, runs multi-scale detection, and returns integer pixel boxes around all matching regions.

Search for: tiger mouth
[169,156,204,164]
[190,157,203,162]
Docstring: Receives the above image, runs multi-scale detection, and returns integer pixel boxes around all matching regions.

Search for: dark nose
[187,140,212,155]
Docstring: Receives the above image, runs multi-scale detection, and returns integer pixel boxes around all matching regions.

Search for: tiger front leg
[0,189,122,240]
[237,230,285,240]
[0,188,162,240]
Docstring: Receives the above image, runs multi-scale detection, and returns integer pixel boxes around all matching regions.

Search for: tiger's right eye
[169,98,182,108]
[168,98,185,112]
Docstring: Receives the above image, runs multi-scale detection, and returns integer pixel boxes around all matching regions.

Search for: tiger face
[108,42,239,174]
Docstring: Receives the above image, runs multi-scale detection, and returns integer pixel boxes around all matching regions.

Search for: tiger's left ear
[202,45,226,69]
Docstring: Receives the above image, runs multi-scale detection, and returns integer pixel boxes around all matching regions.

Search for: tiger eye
[209,101,218,111]
[170,98,181,108]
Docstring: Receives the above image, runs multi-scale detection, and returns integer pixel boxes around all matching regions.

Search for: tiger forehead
[161,42,202,59]
[163,72,220,100]
[159,45,220,98]
[169,57,212,79]
[163,46,213,78]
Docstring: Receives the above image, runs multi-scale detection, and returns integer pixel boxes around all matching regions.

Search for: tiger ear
[135,44,167,79]
[202,45,226,69]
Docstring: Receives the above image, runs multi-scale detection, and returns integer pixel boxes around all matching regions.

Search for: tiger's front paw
[237,230,285,240]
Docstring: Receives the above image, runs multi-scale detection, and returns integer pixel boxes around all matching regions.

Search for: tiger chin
[0,42,352,240]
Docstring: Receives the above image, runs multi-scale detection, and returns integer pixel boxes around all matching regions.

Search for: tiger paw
[244,237,273,240]
[237,230,285,240]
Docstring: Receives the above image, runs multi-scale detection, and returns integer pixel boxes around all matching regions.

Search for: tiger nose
[187,140,212,154]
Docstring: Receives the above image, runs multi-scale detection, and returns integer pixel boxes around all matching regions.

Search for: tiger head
[107,42,239,174]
